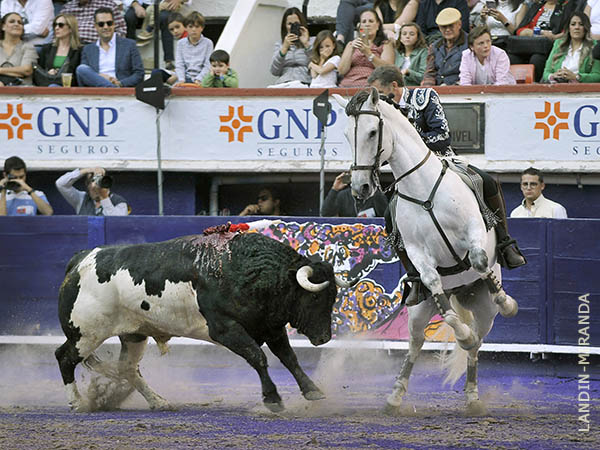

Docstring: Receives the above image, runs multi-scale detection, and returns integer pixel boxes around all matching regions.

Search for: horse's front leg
[386,300,437,413]
[465,347,487,416]
[411,254,477,351]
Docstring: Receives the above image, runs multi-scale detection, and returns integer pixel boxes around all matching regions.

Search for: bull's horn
[296,266,330,292]
[335,275,359,289]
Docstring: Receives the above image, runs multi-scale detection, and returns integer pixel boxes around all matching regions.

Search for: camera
[290,22,301,37]
[92,175,113,189]
[341,173,351,185]
[5,174,21,191]
[485,1,496,9]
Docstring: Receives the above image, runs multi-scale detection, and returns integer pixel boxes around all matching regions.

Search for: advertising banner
[486,98,600,161]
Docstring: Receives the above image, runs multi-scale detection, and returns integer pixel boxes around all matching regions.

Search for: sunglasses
[54,22,68,28]
[96,20,114,28]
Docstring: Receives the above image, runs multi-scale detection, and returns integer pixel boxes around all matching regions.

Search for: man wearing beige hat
[422,7,468,86]
[415,0,469,42]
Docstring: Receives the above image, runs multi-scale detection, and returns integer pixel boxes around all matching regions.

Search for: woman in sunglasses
[33,14,81,86]
[35,14,82,87]
[0,12,37,86]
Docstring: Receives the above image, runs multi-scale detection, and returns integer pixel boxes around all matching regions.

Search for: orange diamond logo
[219,106,253,142]
[0,103,33,140]
[534,101,569,140]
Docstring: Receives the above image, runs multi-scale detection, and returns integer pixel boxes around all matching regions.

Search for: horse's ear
[369,87,379,106]
[332,94,348,109]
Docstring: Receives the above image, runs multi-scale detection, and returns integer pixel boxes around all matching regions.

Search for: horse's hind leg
[117,334,171,410]
[465,347,487,416]
[386,300,437,412]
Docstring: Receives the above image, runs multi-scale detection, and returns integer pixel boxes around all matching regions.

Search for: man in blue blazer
[76,7,144,87]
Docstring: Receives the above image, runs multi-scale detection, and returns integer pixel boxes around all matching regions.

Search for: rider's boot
[485,187,526,269]
[396,248,430,307]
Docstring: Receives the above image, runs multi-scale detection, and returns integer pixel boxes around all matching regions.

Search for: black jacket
[37,44,81,86]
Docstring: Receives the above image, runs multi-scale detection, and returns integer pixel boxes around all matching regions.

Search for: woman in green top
[36,14,81,87]
[543,11,600,83]
[394,22,428,86]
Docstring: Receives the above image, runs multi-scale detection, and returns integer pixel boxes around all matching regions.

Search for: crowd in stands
[0,0,599,87]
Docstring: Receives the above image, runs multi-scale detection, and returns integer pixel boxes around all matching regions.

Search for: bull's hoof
[264,401,285,413]
[303,390,325,401]
[466,400,487,416]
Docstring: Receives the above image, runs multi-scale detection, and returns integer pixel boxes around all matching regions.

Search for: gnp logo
[0,103,119,140]
[0,103,33,140]
[534,101,600,141]
[218,104,337,143]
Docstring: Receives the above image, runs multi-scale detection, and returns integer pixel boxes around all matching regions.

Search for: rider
[367,65,526,307]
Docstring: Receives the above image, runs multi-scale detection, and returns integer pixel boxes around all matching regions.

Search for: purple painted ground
[0,344,598,449]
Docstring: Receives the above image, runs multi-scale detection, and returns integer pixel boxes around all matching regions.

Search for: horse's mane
[345,90,371,117]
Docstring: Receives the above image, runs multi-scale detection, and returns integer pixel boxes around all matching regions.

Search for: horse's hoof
[383,402,402,416]
[303,390,326,401]
[466,400,487,416]
[149,398,172,411]
[498,295,518,318]
[264,401,285,413]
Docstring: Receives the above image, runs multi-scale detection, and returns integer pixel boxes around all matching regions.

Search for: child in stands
[175,11,213,86]
[309,30,341,88]
[202,50,239,87]
[151,13,187,85]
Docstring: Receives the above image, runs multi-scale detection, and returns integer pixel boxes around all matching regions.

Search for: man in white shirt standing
[510,167,568,218]
[0,0,53,45]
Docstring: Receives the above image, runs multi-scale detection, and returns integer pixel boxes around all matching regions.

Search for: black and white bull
[56,230,347,412]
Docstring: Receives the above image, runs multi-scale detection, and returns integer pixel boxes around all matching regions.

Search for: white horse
[334,88,518,414]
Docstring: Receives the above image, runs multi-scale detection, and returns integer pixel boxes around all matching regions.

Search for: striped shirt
[61,0,126,44]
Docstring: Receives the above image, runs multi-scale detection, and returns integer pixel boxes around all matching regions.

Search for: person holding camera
[55,167,128,216]
[321,172,388,217]
[269,7,313,87]
[0,156,53,216]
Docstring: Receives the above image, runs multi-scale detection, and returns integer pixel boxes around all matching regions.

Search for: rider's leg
[468,166,526,269]
[384,206,429,307]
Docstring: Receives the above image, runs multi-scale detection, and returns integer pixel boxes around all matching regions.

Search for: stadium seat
[510,64,535,84]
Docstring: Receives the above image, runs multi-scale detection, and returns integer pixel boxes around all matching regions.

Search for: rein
[348,101,470,273]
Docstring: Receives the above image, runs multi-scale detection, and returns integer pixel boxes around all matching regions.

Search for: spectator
[543,11,600,83]
[61,0,127,45]
[0,0,53,46]
[421,7,469,86]
[125,0,190,70]
[174,11,213,86]
[76,7,144,87]
[269,7,312,88]
[471,0,527,50]
[415,0,470,43]
[339,8,395,87]
[321,172,388,217]
[510,167,567,218]
[585,0,600,39]
[0,156,53,216]
[368,65,453,155]
[459,24,515,84]
[149,12,186,85]
[201,49,238,87]
[35,14,82,86]
[309,30,341,88]
[56,167,128,215]
[0,12,37,86]
[335,0,374,46]
[239,187,284,216]
[395,22,428,85]
[375,0,421,40]
[509,0,576,82]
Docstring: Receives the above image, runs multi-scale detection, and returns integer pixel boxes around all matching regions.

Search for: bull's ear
[369,87,379,106]
[332,94,348,109]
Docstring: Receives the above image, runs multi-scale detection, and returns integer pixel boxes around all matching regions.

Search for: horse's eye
[368,130,377,139]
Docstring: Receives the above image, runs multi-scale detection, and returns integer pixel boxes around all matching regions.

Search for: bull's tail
[441,297,474,386]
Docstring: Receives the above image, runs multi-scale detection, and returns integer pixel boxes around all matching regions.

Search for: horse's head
[334,88,393,200]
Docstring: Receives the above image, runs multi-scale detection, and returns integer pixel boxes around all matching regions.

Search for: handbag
[33,54,71,87]
[0,62,22,85]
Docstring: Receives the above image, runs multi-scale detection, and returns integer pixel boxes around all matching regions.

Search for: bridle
[348,103,431,194]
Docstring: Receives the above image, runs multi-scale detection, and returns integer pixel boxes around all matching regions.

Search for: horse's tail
[441,296,474,386]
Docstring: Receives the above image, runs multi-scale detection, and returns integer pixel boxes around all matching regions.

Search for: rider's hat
[435,7,462,26]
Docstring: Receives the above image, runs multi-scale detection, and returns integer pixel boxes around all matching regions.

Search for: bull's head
[292,262,355,346]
